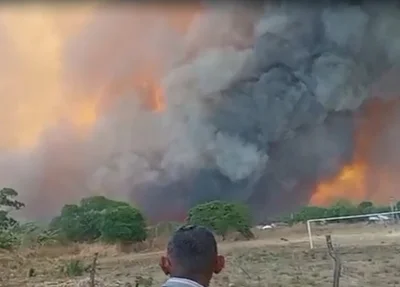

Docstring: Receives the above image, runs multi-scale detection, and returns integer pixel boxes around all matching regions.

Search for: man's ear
[159,255,172,276]
[214,255,225,274]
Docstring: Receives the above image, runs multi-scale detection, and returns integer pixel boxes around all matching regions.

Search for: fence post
[326,235,341,287]
[307,220,313,249]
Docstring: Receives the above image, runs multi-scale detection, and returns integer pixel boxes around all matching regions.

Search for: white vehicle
[368,214,390,222]
[256,223,276,230]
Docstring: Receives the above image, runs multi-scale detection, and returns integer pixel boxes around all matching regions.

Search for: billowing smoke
[1,2,400,222]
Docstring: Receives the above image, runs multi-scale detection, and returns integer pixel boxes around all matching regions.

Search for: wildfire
[310,95,400,206]
[137,72,166,112]
[310,163,368,206]
[0,4,200,150]
[147,82,165,112]
[103,66,166,113]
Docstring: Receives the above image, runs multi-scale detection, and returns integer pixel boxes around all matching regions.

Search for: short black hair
[167,225,218,274]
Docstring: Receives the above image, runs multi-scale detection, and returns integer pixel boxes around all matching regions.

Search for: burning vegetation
[311,78,400,207]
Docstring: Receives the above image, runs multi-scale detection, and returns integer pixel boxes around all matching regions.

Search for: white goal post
[306,210,400,249]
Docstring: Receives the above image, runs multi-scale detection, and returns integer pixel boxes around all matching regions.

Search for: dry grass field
[2,222,400,287]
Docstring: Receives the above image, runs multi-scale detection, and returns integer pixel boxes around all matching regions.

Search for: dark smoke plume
[1,2,400,222]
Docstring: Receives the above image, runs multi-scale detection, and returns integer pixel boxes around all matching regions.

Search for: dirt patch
[3,223,400,286]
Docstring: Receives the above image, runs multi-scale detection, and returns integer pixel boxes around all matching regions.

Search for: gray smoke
[134,2,400,221]
[1,2,400,222]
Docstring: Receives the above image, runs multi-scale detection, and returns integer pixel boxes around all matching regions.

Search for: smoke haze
[0,3,264,219]
[0,2,400,222]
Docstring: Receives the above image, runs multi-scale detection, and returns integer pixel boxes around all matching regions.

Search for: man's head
[159,225,225,285]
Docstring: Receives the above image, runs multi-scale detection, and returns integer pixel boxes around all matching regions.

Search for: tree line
[281,199,398,224]
[0,187,395,250]
[0,188,254,250]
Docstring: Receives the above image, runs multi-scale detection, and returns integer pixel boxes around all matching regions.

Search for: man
[159,225,225,287]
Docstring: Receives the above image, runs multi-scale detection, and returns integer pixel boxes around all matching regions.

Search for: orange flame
[310,96,400,206]
[310,163,368,205]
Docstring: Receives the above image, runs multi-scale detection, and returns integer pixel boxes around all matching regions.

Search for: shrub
[21,224,61,247]
[290,206,329,223]
[100,206,147,244]
[188,200,253,240]
[0,229,19,250]
[324,199,358,220]
[373,205,391,213]
[61,259,85,277]
[357,201,375,214]
[287,200,359,223]
[283,199,396,225]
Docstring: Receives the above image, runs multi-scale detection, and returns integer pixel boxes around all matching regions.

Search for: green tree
[79,196,130,211]
[50,204,90,242]
[100,206,147,243]
[284,199,392,225]
[50,196,132,242]
[0,188,25,230]
[325,199,358,219]
[0,188,25,249]
[188,201,253,240]
[290,206,328,223]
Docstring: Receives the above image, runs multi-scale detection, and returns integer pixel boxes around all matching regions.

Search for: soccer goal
[306,210,400,249]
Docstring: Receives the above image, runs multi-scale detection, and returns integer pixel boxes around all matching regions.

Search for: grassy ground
[2,222,400,287]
